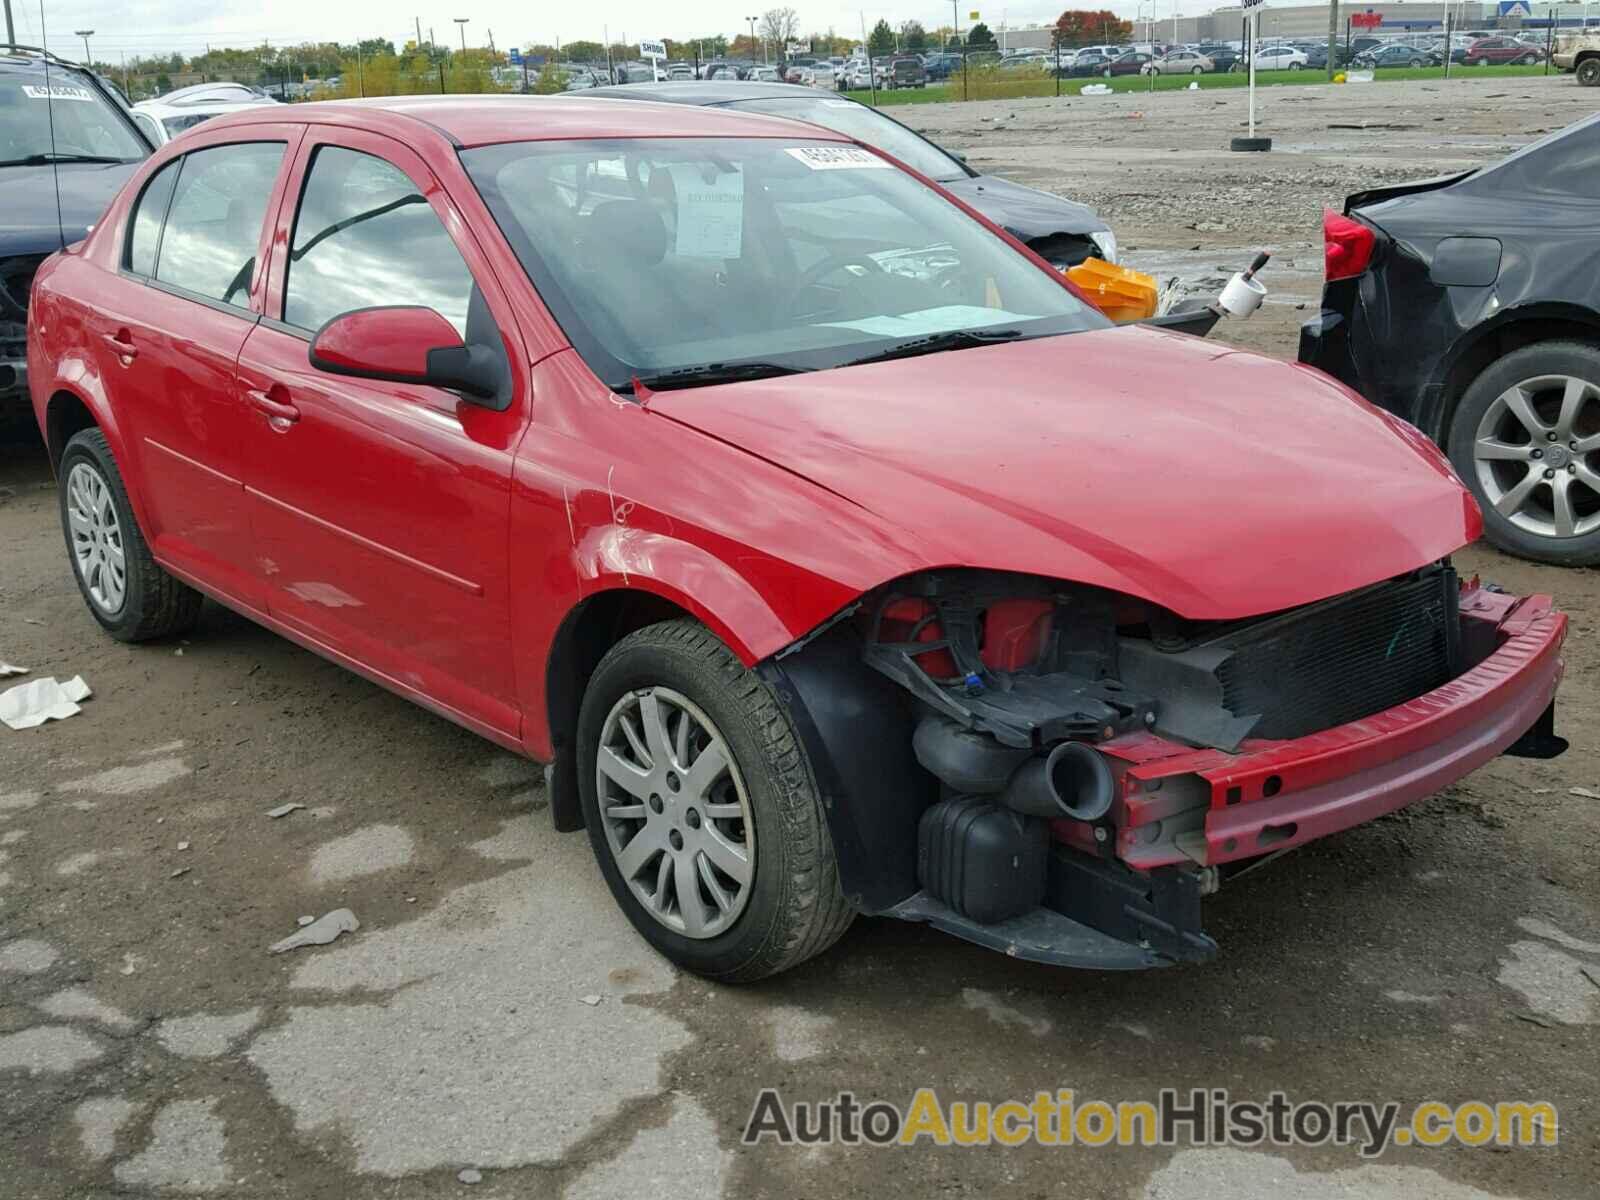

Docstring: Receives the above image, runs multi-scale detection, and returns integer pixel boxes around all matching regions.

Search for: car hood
[648,325,1477,621]
[0,161,139,257]
[940,173,1108,240]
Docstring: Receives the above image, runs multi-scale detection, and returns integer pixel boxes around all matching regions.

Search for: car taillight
[1323,209,1376,282]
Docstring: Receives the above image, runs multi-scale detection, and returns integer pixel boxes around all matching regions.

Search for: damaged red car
[28,98,1567,980]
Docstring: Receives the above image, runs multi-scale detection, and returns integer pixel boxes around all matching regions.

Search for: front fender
[573,526,797,665]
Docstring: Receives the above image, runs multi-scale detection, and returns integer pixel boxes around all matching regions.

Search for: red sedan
[1463,37,1544,65]
[27,97,1566,980]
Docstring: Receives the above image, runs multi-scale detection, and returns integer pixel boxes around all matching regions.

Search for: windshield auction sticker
[742,1088,1559,1156]
[21,84,96,102]
[785,146,893,170]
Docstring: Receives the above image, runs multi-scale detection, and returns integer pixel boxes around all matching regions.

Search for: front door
[235,130,527,738]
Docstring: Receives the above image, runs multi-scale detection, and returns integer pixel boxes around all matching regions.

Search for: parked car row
[14,83,1573,985]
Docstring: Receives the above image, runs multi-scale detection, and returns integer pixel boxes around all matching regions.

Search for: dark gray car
[1300,112,1600,566]
[1,46,150,411]
[576,82,1116,268]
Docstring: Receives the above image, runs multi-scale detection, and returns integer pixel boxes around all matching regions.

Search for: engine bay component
[862,574,1157,748]
[1002,740,1115,822]
[917,796,1047,924]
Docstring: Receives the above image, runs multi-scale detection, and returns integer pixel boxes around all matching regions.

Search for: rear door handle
[246,387,300,425]
[101,330,137,362]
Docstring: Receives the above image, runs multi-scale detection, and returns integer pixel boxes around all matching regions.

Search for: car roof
[201,94,849,149]
[583,80,828,106]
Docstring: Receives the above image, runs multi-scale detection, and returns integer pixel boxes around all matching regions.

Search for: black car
[1300,113,1600,566]
[1196,43,1241,71]
[2,46,150,411]
[1062,51,1112,77]
[1354,43,1442,68]
[578,82,1117,267]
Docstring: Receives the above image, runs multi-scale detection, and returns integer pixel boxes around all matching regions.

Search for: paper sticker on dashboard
[675,169,744,259]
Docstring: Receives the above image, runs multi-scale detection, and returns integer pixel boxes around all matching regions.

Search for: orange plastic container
[1065,257,1159,323]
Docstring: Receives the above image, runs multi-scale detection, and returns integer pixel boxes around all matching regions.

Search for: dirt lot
[2,75,1598,1200]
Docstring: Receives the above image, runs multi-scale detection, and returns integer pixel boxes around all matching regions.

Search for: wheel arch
[45,388,101,471]
[1425,304,1600,442]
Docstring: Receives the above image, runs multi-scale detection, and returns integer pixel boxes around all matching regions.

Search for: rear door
[92,128,301,609]
[235,128,528,739]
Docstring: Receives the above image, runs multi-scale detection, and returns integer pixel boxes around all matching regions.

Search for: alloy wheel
[65,462,127,614]
[594,686,755,939]
[1473,374,1600,539]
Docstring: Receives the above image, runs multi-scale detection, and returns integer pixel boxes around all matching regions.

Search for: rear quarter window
[125,159,181,277]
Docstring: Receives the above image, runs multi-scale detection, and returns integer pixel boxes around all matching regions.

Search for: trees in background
[1052,10,1133,47]
[868,20,895,57]
[965,22,998,51]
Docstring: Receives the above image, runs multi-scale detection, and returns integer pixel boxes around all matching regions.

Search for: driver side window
[283,145,475,336]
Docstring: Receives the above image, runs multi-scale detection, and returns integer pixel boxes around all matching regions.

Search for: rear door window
[153,142,285,308]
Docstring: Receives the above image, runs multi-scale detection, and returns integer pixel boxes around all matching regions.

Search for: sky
[8,0,1183,59]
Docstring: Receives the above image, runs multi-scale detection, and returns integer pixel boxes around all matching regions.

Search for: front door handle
[246,386,300,426]
[101,330,137,362]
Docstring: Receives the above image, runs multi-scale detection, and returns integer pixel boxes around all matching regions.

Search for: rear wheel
[577,620,854,981]
[1192,65,1205,75]
[1448,341,1600,566]
[58,429,203,641]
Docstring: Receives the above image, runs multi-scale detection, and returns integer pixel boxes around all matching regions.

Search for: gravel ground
[2,74,1598,1200]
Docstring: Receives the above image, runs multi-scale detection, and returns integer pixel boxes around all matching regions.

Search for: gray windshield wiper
[0,153,131,167]
[844,327,1025,368]
[622,361,814,393]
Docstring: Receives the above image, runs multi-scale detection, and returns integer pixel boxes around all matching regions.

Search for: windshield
[463,137,1103,390]
[0,72,147,163]
[725,96,965,182]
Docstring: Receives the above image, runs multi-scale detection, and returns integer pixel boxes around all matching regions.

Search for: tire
[57,428,203,641]
[1102,67,1112,77]
[1192,66,1204,75]
[1581,58,1600,86]
[577,619,854,982]
[1410,58,1425,68]
[1446,340,1600,567]
[1521,54,1537,65]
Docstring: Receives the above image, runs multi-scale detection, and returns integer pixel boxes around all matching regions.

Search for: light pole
[75,28,94,66]
[746,15,757,58]
[454,17,469,57]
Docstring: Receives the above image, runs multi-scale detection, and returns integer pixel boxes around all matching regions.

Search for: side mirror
[308,306,508,408]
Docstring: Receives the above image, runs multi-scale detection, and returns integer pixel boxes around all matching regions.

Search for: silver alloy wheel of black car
[594,686,755,939]
[65,461,127,614]
[1473,374,1600,539]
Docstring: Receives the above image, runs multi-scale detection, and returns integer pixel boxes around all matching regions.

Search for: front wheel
[1102,67,1113,77]
[577,620,854,981]
[1447,340,1600,566]
[1580,58,1600,85]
